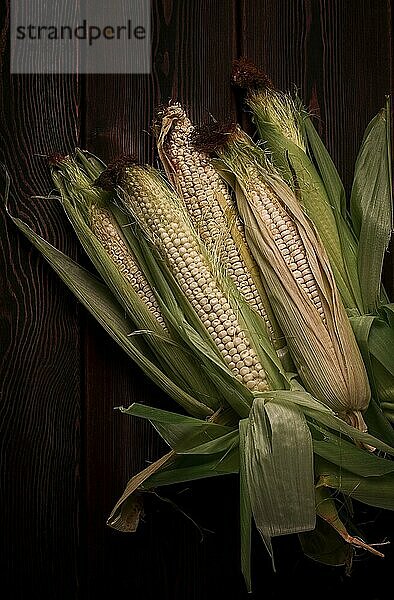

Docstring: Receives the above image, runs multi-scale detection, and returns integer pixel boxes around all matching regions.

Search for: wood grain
[0,2,82,597]
[0,1,392,599]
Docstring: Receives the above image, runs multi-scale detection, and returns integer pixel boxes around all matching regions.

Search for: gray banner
[11,0,151,74]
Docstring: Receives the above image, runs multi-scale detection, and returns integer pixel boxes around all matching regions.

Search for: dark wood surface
[0,1,393,599]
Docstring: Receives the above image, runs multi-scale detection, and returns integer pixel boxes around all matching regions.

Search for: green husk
[118,403,238,452]
[205,128,371,425]
[316,457,394,511]
[244,396,315,567]
[50,155,225,413]
[350,99,393,313]
[351,310,394,422]
[246,87,362,313]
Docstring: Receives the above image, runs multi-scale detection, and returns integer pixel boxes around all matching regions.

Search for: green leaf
[302,114,364,311]
[119,403,237,454]
[245,397,316,565]
[382,303,394,327]
[368,313,394,376]
[258,389,394,456]
[309,421,394,476]
[351,312,394,437]
[142,448,239,487]
[350,101,393,312]
[239,418,252,592]
[299,517,351,567]
[364,398,394,448]
[350,314,377,386]
[316,457,394,511]
[303,114,347,216]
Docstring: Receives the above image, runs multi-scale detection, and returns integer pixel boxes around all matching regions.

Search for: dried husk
[196,127,371,430]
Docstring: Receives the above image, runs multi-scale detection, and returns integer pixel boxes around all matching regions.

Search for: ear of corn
[232,58,363,314]
[90,203,168,328]
[152,102,289,358]
[110,160,288,396]
[51,157,167,333]
[233,61,394,428]
[50,153,228,415]
[193,125,371,431]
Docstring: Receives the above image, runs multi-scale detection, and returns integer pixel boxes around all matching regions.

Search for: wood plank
[80,1,239,598]
[1,1,392,598]
[0,2,82,598]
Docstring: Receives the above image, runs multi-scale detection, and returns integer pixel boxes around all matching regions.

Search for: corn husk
[2,105,394,590]
[194,125,371,429]
[234,60,393,426]
[232,58,363,314]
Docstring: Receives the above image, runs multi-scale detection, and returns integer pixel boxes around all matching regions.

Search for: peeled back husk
[235,169,371,430]
[196,126,373,431]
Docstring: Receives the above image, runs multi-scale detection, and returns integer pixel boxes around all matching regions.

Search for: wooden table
[1,1,393,598]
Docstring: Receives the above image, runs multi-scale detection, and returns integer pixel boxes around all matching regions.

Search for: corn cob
[50,156,167,331]
[99,159,270,393]
[153,102,279,344]
[89,203,167,329]
[51,154,236,417]
[244,169,327,325]
[192,124,371,431]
